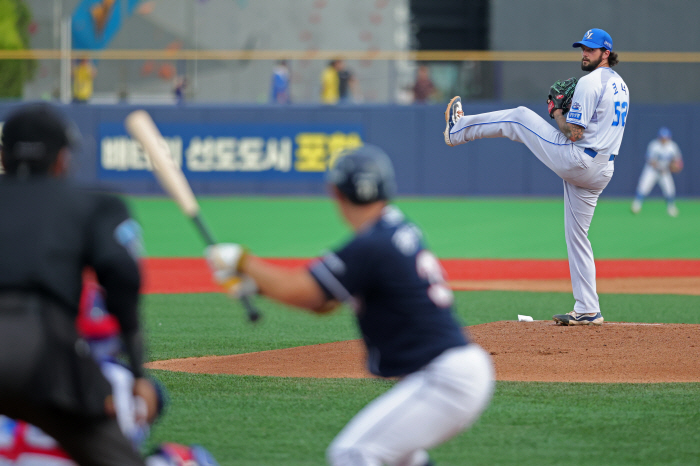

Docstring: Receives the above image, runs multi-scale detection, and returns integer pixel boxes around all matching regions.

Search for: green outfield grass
[128,197,700,258]
[134,197,700,465]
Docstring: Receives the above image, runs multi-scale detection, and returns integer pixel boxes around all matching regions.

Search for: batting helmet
[1,103,78,176]
[326,144,396,205]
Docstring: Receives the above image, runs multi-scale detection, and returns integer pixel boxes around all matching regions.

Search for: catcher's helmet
[326,144,396,205]
[1,103,78,176]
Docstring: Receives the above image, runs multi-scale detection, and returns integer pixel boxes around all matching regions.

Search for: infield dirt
[147,320,700,383]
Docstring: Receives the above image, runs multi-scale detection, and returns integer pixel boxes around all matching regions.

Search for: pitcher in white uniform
[444,28,629,326]
[631,127,683,217]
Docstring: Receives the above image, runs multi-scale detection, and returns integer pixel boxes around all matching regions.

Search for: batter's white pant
[448,107,614,314]
[327,344,494,466]
[635,165,675,200]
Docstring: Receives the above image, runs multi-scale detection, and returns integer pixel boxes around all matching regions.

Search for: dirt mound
[146,321,700,383]
[470,321,699,383]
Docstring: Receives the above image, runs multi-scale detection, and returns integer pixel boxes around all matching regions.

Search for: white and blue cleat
[443,96,463,147]
[553,311,604,326]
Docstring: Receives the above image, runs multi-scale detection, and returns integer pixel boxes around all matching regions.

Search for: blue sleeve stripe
[567,120,588,129]
[309,261,352,303]
[450,120,572,147]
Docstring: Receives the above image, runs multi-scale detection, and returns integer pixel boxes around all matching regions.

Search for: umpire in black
[0,103,151,466]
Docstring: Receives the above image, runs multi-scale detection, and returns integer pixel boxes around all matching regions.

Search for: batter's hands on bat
[220,274,258,299]
[547,77,578,119]
[206,243,246,272]
[205,243,259,298]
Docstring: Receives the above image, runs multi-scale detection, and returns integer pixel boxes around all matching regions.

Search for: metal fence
[4,49,700,105]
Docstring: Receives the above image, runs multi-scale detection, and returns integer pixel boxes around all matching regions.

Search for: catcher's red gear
[76,280,120,340]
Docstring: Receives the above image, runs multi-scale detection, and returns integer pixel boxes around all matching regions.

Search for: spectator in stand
[270,60,291,104]
[413,65,436,103]
[321,60,340,104]
[322,59,357,104]
[336,59,356,104]
[173,75,187,105]
[72,57,97,104]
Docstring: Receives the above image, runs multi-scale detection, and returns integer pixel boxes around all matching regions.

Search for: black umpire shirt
[0,176,143,414]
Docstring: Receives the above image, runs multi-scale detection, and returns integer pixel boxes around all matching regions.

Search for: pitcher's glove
[670,159,684,173]
[547,77,578,119]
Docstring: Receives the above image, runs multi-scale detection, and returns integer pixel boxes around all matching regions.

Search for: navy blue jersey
[309,206,468,378]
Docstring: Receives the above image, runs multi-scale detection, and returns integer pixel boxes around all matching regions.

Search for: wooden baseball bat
[125,110,261,322]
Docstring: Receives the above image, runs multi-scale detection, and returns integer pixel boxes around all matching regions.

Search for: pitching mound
[147,321,700,383]
[473,321,699,383]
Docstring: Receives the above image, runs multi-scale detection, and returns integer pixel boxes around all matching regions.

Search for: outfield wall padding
[0,102,696,197]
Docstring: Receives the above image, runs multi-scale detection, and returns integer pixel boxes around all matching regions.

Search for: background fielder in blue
[206,145,494,466]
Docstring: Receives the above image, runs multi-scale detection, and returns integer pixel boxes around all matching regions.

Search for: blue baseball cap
[658,127,672,139]
[573,28,613,51]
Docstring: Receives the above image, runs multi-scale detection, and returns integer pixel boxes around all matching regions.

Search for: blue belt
[584,148,616,161]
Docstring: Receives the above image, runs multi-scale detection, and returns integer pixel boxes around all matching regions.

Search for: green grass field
[131,197,700,258]
[133,197,700,466]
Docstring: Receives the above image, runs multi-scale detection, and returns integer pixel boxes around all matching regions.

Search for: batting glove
[205,243,247,274]
[212,273,258,299]
[205,244,258,298]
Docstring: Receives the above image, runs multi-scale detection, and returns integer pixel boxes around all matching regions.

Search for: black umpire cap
[326,144,396,205]
[1,103,77,176]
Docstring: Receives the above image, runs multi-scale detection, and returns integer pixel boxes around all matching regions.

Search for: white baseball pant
[448,107,614,314]
[635,165,675,200]
[326,344,494,466]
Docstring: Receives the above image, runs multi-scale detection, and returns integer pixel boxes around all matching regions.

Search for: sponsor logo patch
[568,112,582,120]
[571,102,581,111]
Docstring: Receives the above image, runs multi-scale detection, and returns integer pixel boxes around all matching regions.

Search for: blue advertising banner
[98,122,364,181]
[4,102,695,196]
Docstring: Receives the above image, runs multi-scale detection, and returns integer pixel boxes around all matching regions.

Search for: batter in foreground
[207,145,494,466]
[444,28,629,326]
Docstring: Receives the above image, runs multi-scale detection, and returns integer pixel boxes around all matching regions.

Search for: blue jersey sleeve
[308,236,376,304]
